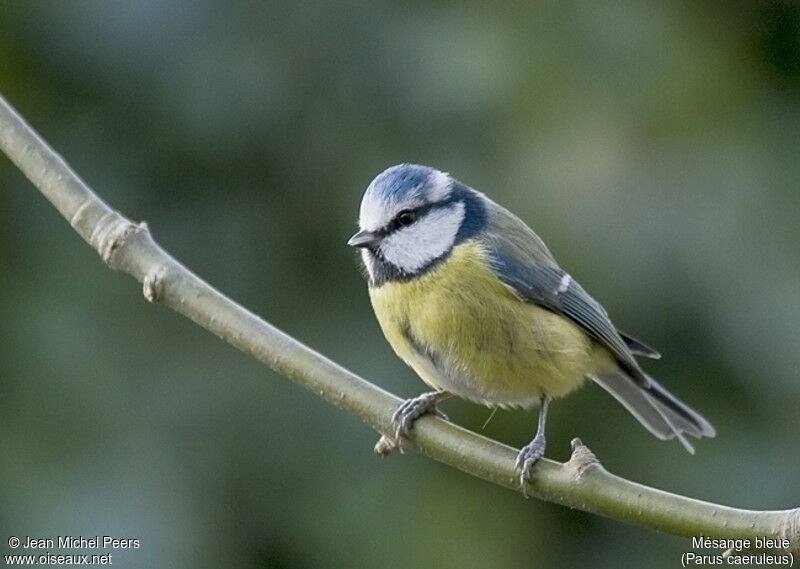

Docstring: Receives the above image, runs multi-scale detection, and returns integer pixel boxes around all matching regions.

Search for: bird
[347,163,715,487]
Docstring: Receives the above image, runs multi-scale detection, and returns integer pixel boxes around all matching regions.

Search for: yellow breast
[368,240,608,408]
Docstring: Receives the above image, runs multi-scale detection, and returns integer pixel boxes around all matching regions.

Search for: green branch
[1,92,797,554]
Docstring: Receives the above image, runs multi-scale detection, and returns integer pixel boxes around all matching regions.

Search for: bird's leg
[515,396,550,491]
[391,390,451,443]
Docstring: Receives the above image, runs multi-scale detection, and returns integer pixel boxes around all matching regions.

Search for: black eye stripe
[373,194,470,239]
[379,203,438,236]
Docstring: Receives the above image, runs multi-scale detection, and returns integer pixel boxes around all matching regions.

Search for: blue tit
[348,163,715,486]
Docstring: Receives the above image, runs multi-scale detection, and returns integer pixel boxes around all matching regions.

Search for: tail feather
[617,331,661,359]
[590,371,715,452]
[644,374,716,438]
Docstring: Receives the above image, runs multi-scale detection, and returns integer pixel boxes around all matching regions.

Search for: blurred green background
[1,1,799,567]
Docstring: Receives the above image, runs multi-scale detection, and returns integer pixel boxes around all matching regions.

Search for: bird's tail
[590,371,716,453]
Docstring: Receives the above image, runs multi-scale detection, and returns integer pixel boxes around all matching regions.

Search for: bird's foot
[515,434,546,495]
[389,392,448,451]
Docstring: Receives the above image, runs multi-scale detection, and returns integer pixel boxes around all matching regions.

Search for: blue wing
[478,205,650,386]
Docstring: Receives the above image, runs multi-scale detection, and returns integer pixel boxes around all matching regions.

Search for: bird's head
[348,164,487,285]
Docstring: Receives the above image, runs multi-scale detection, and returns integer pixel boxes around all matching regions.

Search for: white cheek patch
[379,201,466,274]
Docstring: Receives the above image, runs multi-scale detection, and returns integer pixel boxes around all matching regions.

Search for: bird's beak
[347,229,381,249]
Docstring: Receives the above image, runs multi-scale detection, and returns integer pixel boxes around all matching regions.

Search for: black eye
[396,210,417,227]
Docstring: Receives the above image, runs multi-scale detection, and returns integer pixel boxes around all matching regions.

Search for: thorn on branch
[564,438,600,480]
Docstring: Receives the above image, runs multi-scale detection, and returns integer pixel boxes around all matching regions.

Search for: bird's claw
[391,392,448,445]
[515,434,546,495]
